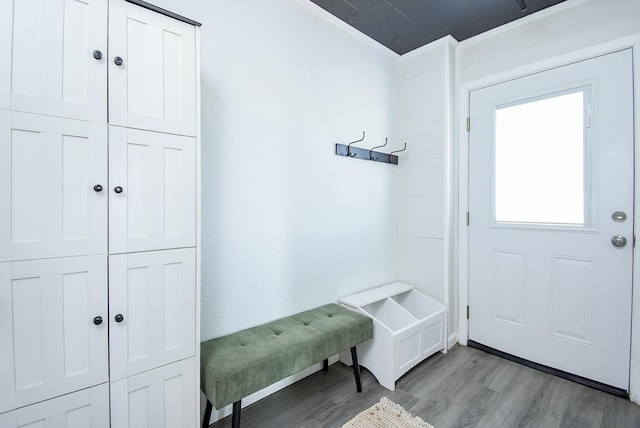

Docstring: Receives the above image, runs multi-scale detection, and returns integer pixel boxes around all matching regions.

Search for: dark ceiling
[310,0,567,55]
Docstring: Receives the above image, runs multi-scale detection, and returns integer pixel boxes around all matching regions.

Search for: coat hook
[346,132,365,157]
[389,143,407,162]
[369,138,388,161]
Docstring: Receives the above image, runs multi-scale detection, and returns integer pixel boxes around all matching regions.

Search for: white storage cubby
[340,282,446,391]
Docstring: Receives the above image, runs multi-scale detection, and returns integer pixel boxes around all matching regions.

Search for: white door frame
[457,34,640,403]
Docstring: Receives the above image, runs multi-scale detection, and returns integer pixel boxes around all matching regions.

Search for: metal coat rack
[335,132,407,165]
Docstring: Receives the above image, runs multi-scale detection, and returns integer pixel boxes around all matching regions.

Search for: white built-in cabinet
[0,0,201,427]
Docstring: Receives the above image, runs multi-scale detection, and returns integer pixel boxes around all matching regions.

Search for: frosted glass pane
[495,91,585,225]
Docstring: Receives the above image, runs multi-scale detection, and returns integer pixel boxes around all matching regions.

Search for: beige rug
[341,397,433,428]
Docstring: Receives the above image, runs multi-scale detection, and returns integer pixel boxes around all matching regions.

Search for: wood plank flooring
[208,345,640,427]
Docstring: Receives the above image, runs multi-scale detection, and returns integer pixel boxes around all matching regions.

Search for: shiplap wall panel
[398,39,452,306]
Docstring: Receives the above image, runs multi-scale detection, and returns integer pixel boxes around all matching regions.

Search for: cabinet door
[9,0,107,122]
[109,126,196,254]
[0,1,11,109]
[0,111,9,262]
[110,357,197,428]
[109,248,196,381]
[0,262,12,413]
[0,256,108,412]
[109,0,197,136]
[0,112,107,262]
[0,383,110,428]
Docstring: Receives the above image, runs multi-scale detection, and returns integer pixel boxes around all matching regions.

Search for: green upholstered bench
[200,303,373,428]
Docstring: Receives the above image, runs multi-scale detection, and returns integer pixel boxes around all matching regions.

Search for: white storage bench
[339,282,446,391]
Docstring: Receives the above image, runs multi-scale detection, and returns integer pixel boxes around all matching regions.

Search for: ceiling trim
[296,0,400,58]
[400,35,459,60]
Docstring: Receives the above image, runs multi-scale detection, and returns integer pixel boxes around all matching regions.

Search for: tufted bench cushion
[200,303,373,426]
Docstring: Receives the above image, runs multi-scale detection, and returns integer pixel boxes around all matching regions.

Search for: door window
[494,88,590,226]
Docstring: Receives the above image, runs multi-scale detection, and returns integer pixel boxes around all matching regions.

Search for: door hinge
[466,305,470,320]
[466,211,470,226]
[466,117,471,132]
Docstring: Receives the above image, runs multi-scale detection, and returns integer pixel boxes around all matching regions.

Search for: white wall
[458,0,640,84]
[148,0,400,340]
[397,37,457,345]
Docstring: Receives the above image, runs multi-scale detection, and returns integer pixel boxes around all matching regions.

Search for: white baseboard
[447,332,458,350]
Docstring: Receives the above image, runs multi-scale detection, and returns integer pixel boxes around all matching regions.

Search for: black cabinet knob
[93,50,103,60]
[93,316,103,325]
[114,186,123,194]
[114,56,123,66]
[115,314,124,323]
[93,184,103,192]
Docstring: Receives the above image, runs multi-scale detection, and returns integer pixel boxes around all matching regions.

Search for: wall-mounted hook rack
[335,133,404,165]
[346,131,365,157]
[388,143,407,163]
[369,138,388,161]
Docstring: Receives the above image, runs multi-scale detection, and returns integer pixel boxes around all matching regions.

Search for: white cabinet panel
[0,383,110,428]
[0,112,107,262]
[0,111,10,262]
[0,256,108,411]
[10,0,107,122]
[0,2,12,109]
[110,358,196,428]
[0,262,13,413]
[109,126,196,254]
[109,248,196,381]
[109,0,197,136]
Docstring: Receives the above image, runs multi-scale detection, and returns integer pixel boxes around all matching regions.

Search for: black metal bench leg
[202,399,213,428]
[232,400,241,428]
[350,346,363,392]
[323,359,329,371]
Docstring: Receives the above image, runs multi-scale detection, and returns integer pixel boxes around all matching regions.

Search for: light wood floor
[208,345,640,427]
